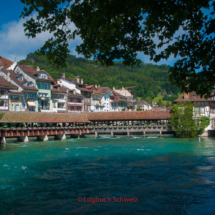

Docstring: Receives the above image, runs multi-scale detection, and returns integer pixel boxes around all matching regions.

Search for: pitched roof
[51,84,67,93]
[0,77,18,89]
[112,90,128,102]
[1,68,38,91]
[18,64,54,82]
[87,111,171,121]
[0,56,14,68]
[67,91,83,97]
[77,87,92,92]
[114,89,133,97]
[136,100,151,105]
[174,92,214,102]
[96,87,112,94]
[0,112,90,123]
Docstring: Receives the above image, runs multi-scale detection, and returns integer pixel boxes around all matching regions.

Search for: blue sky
[0,1,210,67]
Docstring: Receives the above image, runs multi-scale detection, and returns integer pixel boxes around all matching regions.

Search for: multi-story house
[0,68,38,111]
[67,89,84,113]
[88,86,103,112]
[110,90,128,111]
[14,65,53,112]
[57,74,81,93]
[0,77,18,111]
[95,87,113,112]
[174,91,215,133]
[135,100,152,111]
[50,82,67,113]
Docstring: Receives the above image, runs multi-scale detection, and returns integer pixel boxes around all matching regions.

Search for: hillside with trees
[19,53,180,102]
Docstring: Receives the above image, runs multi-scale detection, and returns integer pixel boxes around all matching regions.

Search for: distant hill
[19,53,179,100]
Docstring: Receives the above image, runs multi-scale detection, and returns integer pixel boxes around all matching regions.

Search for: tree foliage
[19,53,179,99]
[169,102,210,138]
[20,0,215,97]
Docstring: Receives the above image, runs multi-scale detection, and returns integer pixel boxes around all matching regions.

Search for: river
[0,135,215,214]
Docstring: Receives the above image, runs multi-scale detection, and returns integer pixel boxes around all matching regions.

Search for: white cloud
[0,15,83,62]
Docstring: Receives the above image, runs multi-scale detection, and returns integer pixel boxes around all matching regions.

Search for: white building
[135,100,152,111]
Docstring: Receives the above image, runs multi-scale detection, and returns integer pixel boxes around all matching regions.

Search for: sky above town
[0,1,211,67]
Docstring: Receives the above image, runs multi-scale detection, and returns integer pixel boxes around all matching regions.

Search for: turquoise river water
[0,135,215,215]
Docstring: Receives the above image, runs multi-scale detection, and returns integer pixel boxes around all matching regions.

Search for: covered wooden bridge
[0,111,173,143]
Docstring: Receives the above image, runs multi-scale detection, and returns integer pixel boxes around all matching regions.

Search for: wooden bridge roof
[0,111,170,123]
[0,112,90,123]
[87,111,170,121]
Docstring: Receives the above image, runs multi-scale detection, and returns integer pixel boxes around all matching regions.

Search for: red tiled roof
[0,112,90,123]
[96,87,112,94]
[1,69,38,91]
[174,92,214,102]
[87,111,170,121]
[0,56,13,68]
[77,87,92,92]
[0,77,18,89]
[136,100,150,105]
[51,84,67,93]
[67,91,83,97]
[18,64,54,82]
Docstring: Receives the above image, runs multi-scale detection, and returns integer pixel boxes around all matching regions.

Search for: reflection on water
[0,137,215,215]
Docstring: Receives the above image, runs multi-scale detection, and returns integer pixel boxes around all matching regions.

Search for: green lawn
[152,93,171,106]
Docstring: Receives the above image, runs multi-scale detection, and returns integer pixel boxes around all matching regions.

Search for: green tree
[136,106,142,111]
[166,102,171,107]
[169,102,210,138]
[20,0,215,97]
[157,99,164,107]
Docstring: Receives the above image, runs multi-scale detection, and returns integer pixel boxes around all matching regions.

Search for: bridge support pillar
[127,131,130,138]
[0,137,6,144]
[160,131,162,138]
[111,132,114,138]
[95,132,99,138]
[143,131,145,138]
[55,134,66,140]
[37,135,49,142]
[18,136,29,143]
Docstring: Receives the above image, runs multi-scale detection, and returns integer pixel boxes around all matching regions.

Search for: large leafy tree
[20,0,215,97]
[169,102,210,137]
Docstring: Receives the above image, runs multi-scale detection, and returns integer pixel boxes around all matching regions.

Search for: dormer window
[192,94,196,97]
[19,75,23,81]
[29,82,33,87]
[24,82,27,86]
[57,86,60,90]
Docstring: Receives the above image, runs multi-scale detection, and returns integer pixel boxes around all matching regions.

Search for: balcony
[68,102,83,106]
[0,95,8,99]
[57,108,66,112]
[0,106,8,110]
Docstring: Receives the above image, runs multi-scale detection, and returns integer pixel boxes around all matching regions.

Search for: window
[29,94,32,98]
[37,82,41,89]
[70,98,74,102]
[25,94,28,98]
[192,94,196,97]
[11,95,19,100]
[18,75,23,81]
[23,82,27,86]
[77,99,82,103]
[10,104,13,111]
[29,82,33,87]
[211,107,215,114]
[44,83,48,89]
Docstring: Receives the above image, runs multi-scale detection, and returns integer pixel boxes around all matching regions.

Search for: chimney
[98,84,100,88]
[81,79,83,84]
[76,76,80,83]
[7,72,11,82]
[122,86,125,90]
[51,85,53,89]
[113,86,115,90]
[95,84,97,88]
[36,66,40,72]
[62,73,65,78]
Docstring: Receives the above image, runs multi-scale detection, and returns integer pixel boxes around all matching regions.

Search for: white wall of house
[58,78,81,94]
[135,104,152,111]
[50,93,67,112]
[100,91,112,112]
